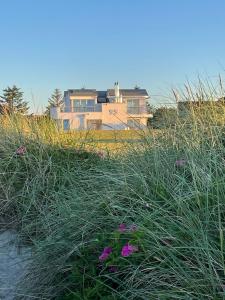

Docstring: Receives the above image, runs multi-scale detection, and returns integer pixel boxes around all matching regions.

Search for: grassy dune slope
[0,85,225,299]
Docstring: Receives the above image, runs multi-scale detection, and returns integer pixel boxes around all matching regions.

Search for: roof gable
[107,89,148,97]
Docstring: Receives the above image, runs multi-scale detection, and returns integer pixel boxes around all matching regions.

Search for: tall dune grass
[0,80,225,299]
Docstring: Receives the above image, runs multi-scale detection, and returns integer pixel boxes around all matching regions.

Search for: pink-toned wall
[57,102,149,129]
[102,103,127,124]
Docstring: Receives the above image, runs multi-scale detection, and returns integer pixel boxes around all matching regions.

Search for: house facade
[50,83,152,130]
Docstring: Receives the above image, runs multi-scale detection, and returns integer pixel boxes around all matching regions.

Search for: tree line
[0,86,63,115]
[147,104,177,128]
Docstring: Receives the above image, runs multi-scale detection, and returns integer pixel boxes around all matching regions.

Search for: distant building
[50,82,152,130]
[177,99,225,116]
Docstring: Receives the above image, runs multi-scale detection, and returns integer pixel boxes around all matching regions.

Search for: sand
[0,230,31,300]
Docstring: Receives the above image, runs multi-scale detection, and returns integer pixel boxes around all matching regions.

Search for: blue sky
[0,0,225,112]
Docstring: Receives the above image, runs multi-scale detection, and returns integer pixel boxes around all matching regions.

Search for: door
[78,115,85,129]
[63,119,70,130]
[87,119,102,130]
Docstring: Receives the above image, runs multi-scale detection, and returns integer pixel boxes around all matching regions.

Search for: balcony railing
[127,106,147,114]
[61,105,148,114]
[62,104,102,113]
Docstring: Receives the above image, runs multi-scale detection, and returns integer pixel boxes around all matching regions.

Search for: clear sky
[0,0,225,112]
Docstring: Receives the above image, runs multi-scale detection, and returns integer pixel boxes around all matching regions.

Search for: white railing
[127,106,147,114]
[62,105,102,113]
[61,105,148,114]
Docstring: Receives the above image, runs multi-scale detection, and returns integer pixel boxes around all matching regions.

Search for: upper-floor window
[127,99,140,107]
[73,99,95,112]
[127,99,140,114]
[67,99,102,112]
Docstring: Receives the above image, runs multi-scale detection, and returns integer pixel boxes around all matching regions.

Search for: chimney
[114,81,120,102]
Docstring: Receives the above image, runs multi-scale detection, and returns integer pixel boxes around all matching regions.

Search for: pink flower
[121,243,138,257]
[118,223,138,233]
[99,247,112,261]
[16,146,26,156]
[96,150,107,159]
[118,223,126,232]
[175,159,186,167]
[108,265,118,273]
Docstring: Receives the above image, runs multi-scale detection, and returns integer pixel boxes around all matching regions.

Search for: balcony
[127,106,147,114]
[62,104,102,113]
[61,104,148,114]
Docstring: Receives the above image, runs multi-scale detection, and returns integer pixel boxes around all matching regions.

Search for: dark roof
[65,89,97,97]
[107,89,148,97]
[97,91,107,98]
[64,88,149,98]
[97,91,108,103]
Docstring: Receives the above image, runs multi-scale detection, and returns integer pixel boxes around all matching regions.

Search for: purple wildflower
[121,243,138,257]
[99,247,112,261]
[16,146,26,156]
[118,223,126,232]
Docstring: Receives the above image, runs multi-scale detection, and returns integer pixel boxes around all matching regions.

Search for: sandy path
[0,230,31,300]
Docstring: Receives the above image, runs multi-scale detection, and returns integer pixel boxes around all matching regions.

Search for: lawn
[0,100,225,299]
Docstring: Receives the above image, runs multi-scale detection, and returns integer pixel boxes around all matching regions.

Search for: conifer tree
[1,85,29,114]
[45,89,63,115]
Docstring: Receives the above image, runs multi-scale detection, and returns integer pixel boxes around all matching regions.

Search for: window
[73,99,95,112]
[127,99,139,106]
[127,99,140,114]
[86,100,95,112]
